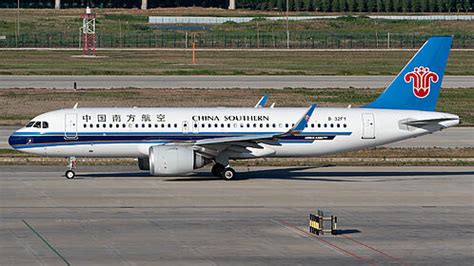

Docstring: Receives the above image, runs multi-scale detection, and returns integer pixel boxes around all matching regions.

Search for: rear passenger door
[361,113,375,139]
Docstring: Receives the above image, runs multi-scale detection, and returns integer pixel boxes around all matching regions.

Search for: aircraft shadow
[75,167,473,182]
[165,167,474,182]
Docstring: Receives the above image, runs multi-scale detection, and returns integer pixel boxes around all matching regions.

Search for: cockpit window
[42,122,49,129]
[33,121,41,128]
[26,121,35,128]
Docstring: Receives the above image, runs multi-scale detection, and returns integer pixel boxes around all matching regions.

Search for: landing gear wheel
[221,168,236,181]
[65,170,76,179]
[211,164,225,177]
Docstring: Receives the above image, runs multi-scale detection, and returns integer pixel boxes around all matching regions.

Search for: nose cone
[8,132,26,149]
[8,133,17,149]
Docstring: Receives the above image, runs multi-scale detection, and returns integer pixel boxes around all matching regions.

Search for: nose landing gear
[65,157,77,179]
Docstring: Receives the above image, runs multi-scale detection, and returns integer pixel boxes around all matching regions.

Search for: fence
[1,32,473,49]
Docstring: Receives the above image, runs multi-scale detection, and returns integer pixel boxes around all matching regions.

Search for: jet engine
[148,145,210,176]
[138,157,150,171]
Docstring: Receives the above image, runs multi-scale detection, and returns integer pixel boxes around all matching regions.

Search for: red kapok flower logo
[404,66,439,99]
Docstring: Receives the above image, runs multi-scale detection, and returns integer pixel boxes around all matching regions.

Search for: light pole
[286,0,289,49]
[16,0,20,47]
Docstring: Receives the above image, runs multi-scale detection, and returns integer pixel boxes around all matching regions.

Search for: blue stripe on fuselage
[10,131,351,149]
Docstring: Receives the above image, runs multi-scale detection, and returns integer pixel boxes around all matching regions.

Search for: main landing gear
[211,163,236,180]
[65,157,77,179]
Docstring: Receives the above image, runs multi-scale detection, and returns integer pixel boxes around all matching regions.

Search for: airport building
[1,0,236,9]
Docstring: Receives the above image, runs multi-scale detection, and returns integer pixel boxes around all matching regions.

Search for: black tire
[211,164,225,177]
[221,168,236,181]
[65,170,75,179]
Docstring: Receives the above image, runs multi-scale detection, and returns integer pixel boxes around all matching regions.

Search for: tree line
[237,0,472,12]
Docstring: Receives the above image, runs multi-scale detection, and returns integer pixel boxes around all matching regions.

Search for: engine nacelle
[138,157,149,171]
[148,145,210,176]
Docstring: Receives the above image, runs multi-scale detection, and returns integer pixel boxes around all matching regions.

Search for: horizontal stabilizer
[402,117,459,126]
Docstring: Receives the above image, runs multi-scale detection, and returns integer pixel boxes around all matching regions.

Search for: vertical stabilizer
[364,36,452,111]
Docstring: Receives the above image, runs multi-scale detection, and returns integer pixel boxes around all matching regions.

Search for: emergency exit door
[361,113,375,139]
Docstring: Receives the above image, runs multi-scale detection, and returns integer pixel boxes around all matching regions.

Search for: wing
[191,103,317,157]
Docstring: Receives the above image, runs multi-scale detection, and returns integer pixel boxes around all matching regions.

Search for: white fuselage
[9,107,459,159]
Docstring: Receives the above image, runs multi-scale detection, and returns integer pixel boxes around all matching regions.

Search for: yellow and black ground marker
[309,210,337,235]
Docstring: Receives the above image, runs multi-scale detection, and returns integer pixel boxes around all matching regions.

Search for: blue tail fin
[364,36,452,111]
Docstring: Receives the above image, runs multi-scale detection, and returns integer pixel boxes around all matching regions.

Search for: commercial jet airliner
[9,36,459,180]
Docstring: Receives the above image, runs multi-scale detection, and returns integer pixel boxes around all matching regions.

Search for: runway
[2,127,472,149]
[0,165,472,265]
[0,75,473,89]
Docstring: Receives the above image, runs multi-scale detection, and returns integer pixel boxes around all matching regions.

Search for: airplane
[8,36,459,180]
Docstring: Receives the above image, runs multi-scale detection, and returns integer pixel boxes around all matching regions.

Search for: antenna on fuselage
[73,103,79,109]
[270,103,275,108]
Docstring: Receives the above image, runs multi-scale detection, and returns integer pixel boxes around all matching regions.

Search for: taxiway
[0,165,472,265]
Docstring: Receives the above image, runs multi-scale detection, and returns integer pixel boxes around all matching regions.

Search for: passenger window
[42,122,49,129]
[26,121,35,128]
